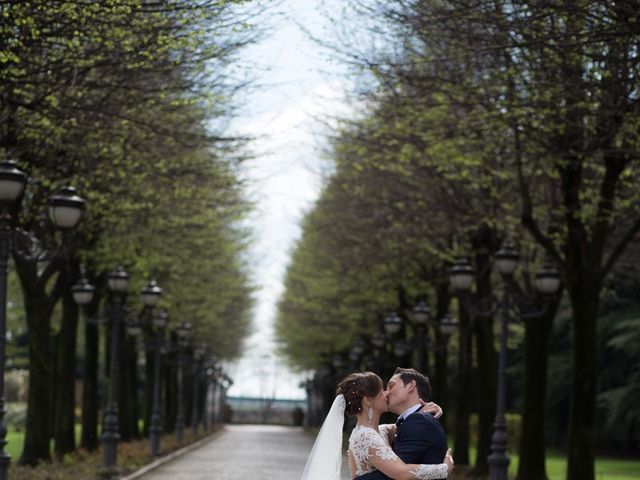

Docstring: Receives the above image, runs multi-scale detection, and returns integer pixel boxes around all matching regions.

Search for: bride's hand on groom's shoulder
[419,400,443,419]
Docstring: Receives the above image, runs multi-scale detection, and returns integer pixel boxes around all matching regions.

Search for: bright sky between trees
[226,0,350,399]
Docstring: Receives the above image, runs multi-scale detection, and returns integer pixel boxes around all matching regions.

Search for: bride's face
[371,387,388,414]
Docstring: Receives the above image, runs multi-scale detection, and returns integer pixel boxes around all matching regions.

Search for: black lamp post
[411,301,430,372]
[383,311,402,337]
[174,320,191,445]
[384,311,408,366]
[349,337,366,370]
[201,360,216,431]
[191,343,206,438]
[449,242,561,480]
[438,314,458,345]
[74,270,160,463]
[0,160,85,480]
[370,331,386,375]
[140,279,165,456]
[331,352,344,374]
[392,338,412,365]
[71,271,96,307]
[147,308,167,456]
[0,161,28,480]
[100,266,130,476]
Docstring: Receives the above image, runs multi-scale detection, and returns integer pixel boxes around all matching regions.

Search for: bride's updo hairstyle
[336,372,383,415]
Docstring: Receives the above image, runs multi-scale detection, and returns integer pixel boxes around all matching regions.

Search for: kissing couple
[301,367,455,480]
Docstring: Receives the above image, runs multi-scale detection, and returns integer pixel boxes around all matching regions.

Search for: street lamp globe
[71,275,95,306]
[412,300,430,325]
[535,262,561,294]
[0,160,27,205]
[141,279,162,307]
[449,257,474,291]
[352,337,366,356]
[495,241,520,276]
[126,320,143,337]
[331,353,343,369]
[371,331,386,349]
[195,344,206,359]
[176,321,191,347]
[48,186,86,230]
[393,339,412,358]
[348,348,359,363]
[153,309,168,329]
[107,266,129,293]
[438,314,458,337]
[383,312,402,335]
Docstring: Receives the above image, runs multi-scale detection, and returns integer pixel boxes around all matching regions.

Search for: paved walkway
[136,424,351,480]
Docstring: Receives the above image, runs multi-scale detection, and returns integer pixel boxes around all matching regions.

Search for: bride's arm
[378,424,396,444]
[348,450,357,480]
[366,434,452,480]
[419,401,443,419]
[369,454,449,480]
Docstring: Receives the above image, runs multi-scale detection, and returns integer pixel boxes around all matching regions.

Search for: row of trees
[1,0,259,467]
[276,1,639,480]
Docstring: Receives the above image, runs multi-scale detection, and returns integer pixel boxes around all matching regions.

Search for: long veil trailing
[300,394,346,480]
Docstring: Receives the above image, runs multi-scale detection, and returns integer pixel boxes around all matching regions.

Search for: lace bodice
[347,424,448,479]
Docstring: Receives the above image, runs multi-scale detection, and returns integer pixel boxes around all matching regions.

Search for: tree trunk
[472,312,497,477]
[453,305,472,465]
[432,280,451,427]
[469,230,499,477]
[20,303,53,464]
[515,294,560,480]
[128,336,141,438]
[53,287,79,457]
[566,286,600,480]
[164,359,176,433]
[143,347,153,437]
[50,331,59,447]
[16,258,65,466]
[80,280,102,452]
[118,330,136,441]
[81,314,99,451]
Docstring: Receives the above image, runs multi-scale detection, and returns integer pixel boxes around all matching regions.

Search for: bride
[301,371,454,480]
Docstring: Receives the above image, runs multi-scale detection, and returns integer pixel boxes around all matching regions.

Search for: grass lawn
[544,453,640,480]
[6,425,83,461]
[6,430,25,461]
[455,446,640,480]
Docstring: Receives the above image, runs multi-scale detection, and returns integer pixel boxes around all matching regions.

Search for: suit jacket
[355,411,447,480]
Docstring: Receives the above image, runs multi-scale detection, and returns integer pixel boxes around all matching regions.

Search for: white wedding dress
[300,395,448,480]
[348,424,448,479]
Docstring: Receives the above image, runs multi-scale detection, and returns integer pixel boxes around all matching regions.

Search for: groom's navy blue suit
[355,409,447,480]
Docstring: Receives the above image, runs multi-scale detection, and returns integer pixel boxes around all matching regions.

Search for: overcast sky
[225,0,350,399]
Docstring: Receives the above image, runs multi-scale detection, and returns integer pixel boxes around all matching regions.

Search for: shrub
[5,403,26,432]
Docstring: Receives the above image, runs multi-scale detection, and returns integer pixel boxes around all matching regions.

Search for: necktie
[395,416,404,427]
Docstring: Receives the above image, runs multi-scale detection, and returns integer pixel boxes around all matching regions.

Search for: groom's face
[385,373,411,414]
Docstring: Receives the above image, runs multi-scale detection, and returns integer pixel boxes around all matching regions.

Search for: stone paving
[136,424,351,480]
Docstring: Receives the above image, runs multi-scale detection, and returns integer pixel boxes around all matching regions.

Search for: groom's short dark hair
[394,367,431,401]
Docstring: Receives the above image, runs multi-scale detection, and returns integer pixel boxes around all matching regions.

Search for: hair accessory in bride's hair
[336,371,382,416]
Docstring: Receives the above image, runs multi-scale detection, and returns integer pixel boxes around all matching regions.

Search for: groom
[359,367,448,479]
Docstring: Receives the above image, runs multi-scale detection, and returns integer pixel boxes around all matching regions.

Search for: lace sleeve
[365,428,399,462]
[409,464,449,479]
[366,430,448,479]
[378,424,396,445]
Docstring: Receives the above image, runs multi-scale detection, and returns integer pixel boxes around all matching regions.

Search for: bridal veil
[300,394,346,480]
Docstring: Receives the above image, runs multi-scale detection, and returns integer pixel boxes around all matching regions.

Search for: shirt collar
[398,403,423,421]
